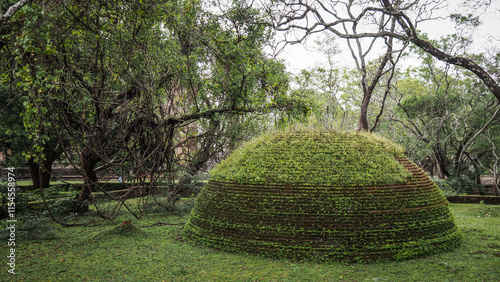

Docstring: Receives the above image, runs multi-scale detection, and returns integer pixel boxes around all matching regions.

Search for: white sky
[275,0,500,73]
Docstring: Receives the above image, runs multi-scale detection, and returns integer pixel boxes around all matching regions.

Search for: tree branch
[456,103,500,167]
[264,0,500,103]
[165,102,296,127]
[0,0,31,26]
[381,0,500,102]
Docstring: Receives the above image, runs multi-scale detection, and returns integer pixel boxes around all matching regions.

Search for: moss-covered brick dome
[183,130,462,262]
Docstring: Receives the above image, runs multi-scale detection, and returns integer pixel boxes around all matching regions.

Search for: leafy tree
[390,56,499,191]
[0,92,29,168]
[292,66,357,130]
[2,0,307,217]
[258,0,500,119]
[1,1,64,189]
[292,34,406,132]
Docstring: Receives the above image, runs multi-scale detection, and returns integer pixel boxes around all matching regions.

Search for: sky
[274,0,500,73]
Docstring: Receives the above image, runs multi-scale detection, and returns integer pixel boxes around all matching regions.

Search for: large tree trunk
[28,159,42,190]
[454,143,465,178]
[357,96,371,131]
[28,150,60,189]
[433,147,450,179]
[76,149,100,213]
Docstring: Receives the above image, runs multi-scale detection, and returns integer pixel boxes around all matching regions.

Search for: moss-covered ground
[1,202,498,281]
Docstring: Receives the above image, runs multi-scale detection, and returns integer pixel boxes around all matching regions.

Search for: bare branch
[381,0,500,102]
[259,0,500,103]
[456,103,500,166]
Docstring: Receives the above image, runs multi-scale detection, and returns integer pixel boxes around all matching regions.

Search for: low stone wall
[446,195,500,205]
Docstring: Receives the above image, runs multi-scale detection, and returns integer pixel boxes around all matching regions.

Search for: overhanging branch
[166,102,296,126]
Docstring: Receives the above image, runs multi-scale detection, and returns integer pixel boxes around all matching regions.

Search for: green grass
[15,179,147,186]
[1,203,499,281]
[16,180,83,186]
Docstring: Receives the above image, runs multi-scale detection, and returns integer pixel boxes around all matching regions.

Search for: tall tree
[390,57,500,185]
[1,1,64,189]
[259,0,500,113]
[3,0,307,216]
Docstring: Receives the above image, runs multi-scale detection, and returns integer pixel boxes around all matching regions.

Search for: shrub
[48,197,77,216]
[0,213,57,240]
[434,177,486,195]
[0,185,29,219]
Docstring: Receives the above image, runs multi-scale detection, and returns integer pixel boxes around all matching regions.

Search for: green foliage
[0,95,31,167]
[47,197,77,216]
[435,177,487,196]
[0,213,56,240]
[96,220,144,238]
[210,129,409,186]
[0,203,498,280]
[1,0,309,218]
[290,65,360,130]
[184,130,462,262]
[450,13,481,27]
[14,185,79,217]
[433,177,454,195]
[389,49,500,189]
[0,185,29,218]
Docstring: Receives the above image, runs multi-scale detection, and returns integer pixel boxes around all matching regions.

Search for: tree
[1,1,65,190]
[291,65,358,130]
[291,32,407,131]
[3,0,307,217]
[389,56,500,189]
[259,0,500,112]
[477,130,500,195]
[0,93,29,168]
[339,10,406,131]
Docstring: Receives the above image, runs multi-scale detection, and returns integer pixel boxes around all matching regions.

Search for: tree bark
[76,149,100,213]
[356,19,396,131]
[357,96,371,131]
[433,147,450,179]
[28,150,60,189]
[0,0,32,26]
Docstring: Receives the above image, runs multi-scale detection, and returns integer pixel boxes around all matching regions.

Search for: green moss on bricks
[183,130,462,262]
[209,131,411,186]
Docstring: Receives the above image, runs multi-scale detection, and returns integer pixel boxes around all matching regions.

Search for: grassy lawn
[15,179,138,186]
[15,179,208,186]
[16,180,84,186]
[1,203,499,281]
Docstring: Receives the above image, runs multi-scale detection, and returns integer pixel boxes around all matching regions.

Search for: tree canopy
[0,0,499,220]
[1,0,308,217]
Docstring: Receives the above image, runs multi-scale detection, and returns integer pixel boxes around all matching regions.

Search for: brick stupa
[183,130,462,262]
